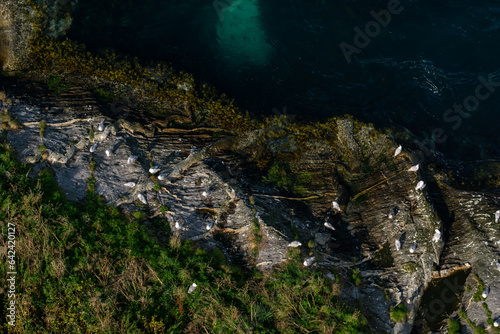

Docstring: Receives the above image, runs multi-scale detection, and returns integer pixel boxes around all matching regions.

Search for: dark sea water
[68,0,500,160]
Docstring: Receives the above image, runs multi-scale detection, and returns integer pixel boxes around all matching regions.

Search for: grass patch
[389,304,408,323]
[448,318,461,334]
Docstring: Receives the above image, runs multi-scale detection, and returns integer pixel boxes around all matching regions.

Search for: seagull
[388,207,399,220]
[482,286,490,299]
[137,193,147,205]
[89,143,98,153]
[127,156,138,164]
[497,261,500,271]
[395,239,401,251]
[206,220,215,231]
[494,317,500,327]
[288,241,302,248]
[409,241,417,253]
[332,201,342,213]
[495,210,500,223]
[98,120,105,131]
[303,257,315,266]
[393,145,402,158]
[202,191,208,197]
[188,283,197,294]
[415,181,426,191]
[158,173,168,181]
[324,222,336,231]
[124,182,136,188]
[407,164,419,172]
[149,166,161,174]
[105,149,112,157]
[432,229,441,243]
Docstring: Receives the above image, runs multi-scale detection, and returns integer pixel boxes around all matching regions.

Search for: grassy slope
[0,136,369,333]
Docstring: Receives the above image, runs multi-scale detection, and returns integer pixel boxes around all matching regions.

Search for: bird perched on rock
[407,164,419,172]
[98,120,105,132]
[482,286,490,299]
[395,239,401,251]
[105,149,112,157]
[288,241,302,248]
[415,181,426,191]
[127,155,138,164]
[393,145,402,158]
[90,143,98,153]
[324,222,336,231]
[494,317,500,327]
[388,207,399,219]
[202,191,208,197]
[409,242,417,253]
[303,257,315,266]
[137,193,147,205]
[149,166,161,174]
[124,182,136,188]
[497,261,500,271]
[206,220,215,231]
[495,210,500,223]
[188,283,197,294]
[432,229,441,243]
[332,201,342,213]
[158,173,168,181]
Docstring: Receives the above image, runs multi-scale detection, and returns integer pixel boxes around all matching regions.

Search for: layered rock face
[3,83,500,333]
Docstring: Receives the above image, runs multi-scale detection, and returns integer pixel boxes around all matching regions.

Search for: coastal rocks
[2,83,500,333]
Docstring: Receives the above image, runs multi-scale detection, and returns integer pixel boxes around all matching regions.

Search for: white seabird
[393,145,402,158]
[494,317,500,327]
[127,155,138,164]
[89,143,98,153]
[105,149,112,157]
[137,193,147,205]
[415,181,426,191]
[482,286,490,299]
[188,283,197,294]
[432,229,441,243]
[202,191,208,197]
[158,173,168,181]
[288,241,302,248]
[395,239,401,251]
[206,220,215,231]
[495,210,500,223]
[303,257,315,266]
[332,201,342,213]
[98,120,105,132]
[407,164,419,172]
[324,222,336,231]
[497,261,500,271]
[409,242,417,253]
[388,207,399,220]
[149,166,161,174]
[124,182,136,188]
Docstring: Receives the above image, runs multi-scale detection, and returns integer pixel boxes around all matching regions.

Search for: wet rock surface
[2,81,500,333]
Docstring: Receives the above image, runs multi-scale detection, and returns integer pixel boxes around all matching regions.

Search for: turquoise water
[68,0,500,160]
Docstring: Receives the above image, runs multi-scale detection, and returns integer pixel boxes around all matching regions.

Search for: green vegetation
[448,318,461,334]
[153,183,161,192]
[351,268,362,287]
[263,161,312,196]
[160,205,169,213]
[39,120,46,138]
[47,74,68,93]
[472,274,486,302]
[93,87,115,103]
[389,304,408,323]
[0,140,369,333]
